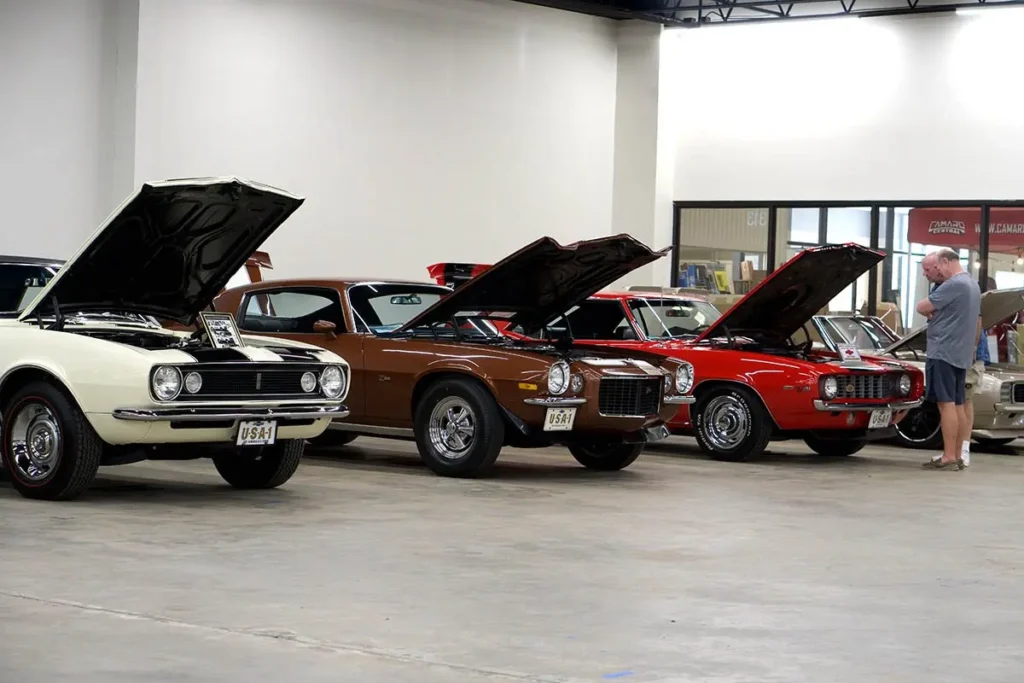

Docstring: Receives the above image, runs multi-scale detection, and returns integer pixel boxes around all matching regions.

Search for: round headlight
[570,373,584,394]
[183,371,203,394]
[899,373,912,396]
[152,366,182,401]
[319,365,346,399]
[675,363,694,394]
[300,371,317,393]
[548,361,570,395]
[822,376,839,399]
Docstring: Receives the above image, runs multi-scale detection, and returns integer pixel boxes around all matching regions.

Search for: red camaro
[430,244,926,461]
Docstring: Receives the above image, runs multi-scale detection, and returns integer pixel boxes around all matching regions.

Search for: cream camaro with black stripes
[0,177,350,501]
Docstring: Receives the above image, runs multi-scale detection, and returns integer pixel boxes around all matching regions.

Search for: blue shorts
[925,358,967,405]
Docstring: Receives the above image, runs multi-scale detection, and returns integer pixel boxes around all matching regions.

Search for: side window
[237,289,346,334]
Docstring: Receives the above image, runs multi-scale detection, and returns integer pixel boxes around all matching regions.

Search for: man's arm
[917,281,955,318]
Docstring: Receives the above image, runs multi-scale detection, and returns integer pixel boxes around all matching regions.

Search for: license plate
[543,407,577,432]
[236,419,277,446]
[868,409,892,430]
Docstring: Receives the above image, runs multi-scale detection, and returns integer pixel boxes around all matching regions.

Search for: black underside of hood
[697,243,885,343]
[22,178,303,325]
[397,234,668,333]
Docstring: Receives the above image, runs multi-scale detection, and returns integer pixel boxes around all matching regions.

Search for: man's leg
[956,366,971,465]
[923,360,963,469]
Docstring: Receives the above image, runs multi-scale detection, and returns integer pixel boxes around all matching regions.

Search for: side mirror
[313,320,337,339]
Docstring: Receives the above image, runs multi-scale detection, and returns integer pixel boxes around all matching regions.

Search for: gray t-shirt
[926,271,981,369]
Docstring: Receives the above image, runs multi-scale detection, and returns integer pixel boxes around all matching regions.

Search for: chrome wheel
[427,397,476,460]
[894,404,941,446]
[702,395,749,451]
[8,402,62,482]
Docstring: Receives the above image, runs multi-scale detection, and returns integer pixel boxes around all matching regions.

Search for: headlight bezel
[151,365,183,401]
[675,362,694,395]
[548,361,571,395]
[898,373,912,396]
[319,365,346,399]
[821,375,839,400]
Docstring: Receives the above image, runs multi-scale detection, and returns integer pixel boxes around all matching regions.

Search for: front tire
[213,439,304,489]
[569,442,644,471]
[413,378,504,477]
[892,403,943,450]
[692,385,773,461]
[803,435,865,457]
[1,381,102,501]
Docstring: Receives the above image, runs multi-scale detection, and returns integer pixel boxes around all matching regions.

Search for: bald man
[915,249,982,471]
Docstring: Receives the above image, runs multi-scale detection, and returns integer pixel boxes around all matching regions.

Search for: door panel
[361,336,421,426]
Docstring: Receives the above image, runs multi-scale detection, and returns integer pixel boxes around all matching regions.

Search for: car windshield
[627,298,721,339]
[818,317,900,351]
[0,262,61,315]
[347,283,499,338]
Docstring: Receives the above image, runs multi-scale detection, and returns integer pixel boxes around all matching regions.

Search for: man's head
[922,248,963,283]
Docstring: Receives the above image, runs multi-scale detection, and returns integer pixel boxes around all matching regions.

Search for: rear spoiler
[426,262,491,289]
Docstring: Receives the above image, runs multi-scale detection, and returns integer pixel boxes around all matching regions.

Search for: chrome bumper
[664,395,696,405]
[112,404,349,422]
[994,402,1024,413]
[813,399,923,412]
[524,397,587,406]
[645,425,671,442]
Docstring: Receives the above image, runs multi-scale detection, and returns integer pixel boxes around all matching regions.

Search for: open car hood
[19,178,303,325]
[398,234,668,333]
[882,286,1024,355]
[695,243,884,343]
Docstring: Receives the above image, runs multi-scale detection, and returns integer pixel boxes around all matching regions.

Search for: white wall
[0,0,124,258]
[669,10,1024,201]
[133,0,619,280]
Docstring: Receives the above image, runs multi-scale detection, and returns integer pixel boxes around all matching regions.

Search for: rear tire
[569,442,644,471]
[413,378,504,477]
[692,385,773,461]
[213,439,304,489]
[1,381,102,501]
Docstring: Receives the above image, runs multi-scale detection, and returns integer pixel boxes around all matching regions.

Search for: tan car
[212,235,692,477]
[809,286,1024,449]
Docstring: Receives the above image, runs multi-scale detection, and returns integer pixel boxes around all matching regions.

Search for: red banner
[907,207,1024,253]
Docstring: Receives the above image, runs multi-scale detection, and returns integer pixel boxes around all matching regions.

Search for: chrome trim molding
[327,423,415,437]
[813,399,923,412]
[664,395,696,404]
[113,404,349,422]
[524,397,587,406]
[993,402,1024,413]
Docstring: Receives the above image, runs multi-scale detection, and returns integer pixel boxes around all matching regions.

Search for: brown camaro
[213,235,692,477]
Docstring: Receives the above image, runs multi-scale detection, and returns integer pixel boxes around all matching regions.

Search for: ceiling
[509,0,1024,25]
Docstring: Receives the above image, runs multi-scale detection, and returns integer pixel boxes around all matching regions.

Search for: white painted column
[609,21,679,288]
[98,0,139,213]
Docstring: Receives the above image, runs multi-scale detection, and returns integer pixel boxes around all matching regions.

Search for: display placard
[200,311,244,349]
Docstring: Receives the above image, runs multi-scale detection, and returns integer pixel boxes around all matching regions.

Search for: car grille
[174,363,326,401]
[835,373,902,400]
[598,377,662,416]
[1012,383,1024,403]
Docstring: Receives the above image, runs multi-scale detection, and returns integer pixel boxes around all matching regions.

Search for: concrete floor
[2,436,1023,683]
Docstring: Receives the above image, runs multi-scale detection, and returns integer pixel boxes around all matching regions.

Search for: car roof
[224,277,449,294]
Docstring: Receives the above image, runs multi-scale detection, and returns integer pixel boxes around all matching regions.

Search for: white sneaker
[961,443,971,467]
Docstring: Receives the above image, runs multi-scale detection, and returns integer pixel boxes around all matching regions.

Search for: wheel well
[0,367,74,411]
[692,379,781,431]
[410,371,497,414]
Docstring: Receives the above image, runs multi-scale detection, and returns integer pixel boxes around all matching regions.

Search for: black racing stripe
[184,347,253,362]
[261,346,323,363]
